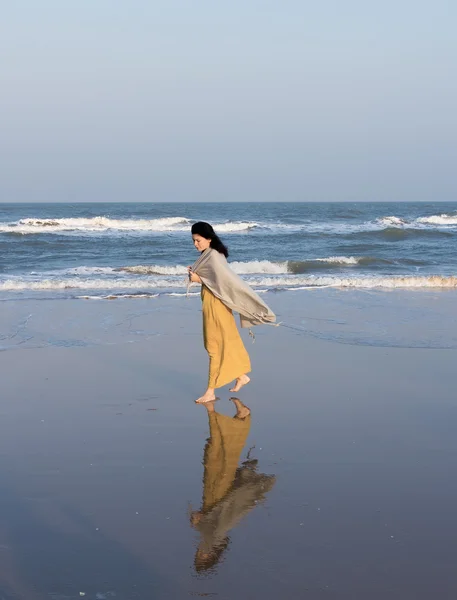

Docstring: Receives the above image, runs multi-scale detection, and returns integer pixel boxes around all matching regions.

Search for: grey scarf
[188,248,276,329]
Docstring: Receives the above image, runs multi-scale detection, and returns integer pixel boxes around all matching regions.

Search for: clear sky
[1,0,456,202]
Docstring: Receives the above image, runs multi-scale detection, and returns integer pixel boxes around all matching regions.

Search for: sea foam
[2,274,456,292]
[0,216,258,235]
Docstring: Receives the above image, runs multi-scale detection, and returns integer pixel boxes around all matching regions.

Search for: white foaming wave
[56,266,117,276]
[172,220,259,233]
[119,265,188,275]
[0,216,259,235]
[165,292,201,297]
[213,221,259,232]
[120,260,289,276]
[314,256,360,265]
[234,257,361,271]
[38,257,367,279]
[2,274,457,292]
[25,257,365,285]
[250,275,457,289]
[0,216,190,235]
[0,278,186,291]
[377,216,406,227]
[3,213,457,237]
[417,214,457,226]
[230,260,289,274]
[78,293,160,300]
[377,214,457,229]
[120,258,359,277]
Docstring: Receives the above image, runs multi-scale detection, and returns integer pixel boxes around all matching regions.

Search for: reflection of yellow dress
[202,285,251,389]
[202,412,251,512]
[194,409,276,565]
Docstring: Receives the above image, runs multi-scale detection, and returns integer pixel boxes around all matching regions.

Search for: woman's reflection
[190,398,276,573]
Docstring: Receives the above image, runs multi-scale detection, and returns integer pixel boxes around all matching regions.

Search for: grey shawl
[195,468,276,553]
[188,248,276,328]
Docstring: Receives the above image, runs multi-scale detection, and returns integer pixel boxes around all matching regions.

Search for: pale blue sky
[1,0,456,202]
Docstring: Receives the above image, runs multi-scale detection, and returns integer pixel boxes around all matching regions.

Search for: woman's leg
[197,288,223,402]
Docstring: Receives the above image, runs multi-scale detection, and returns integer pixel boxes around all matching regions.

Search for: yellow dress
[201,285,251,389]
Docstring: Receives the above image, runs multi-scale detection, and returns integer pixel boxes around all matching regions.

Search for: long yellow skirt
[202,285,251,389]
[202,411,251,512]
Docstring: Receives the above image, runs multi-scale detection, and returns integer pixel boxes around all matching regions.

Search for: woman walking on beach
[188,222,276,404]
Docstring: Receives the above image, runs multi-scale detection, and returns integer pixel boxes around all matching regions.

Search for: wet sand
[1,292,457,599]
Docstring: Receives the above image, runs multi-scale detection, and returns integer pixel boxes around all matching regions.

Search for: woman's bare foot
[230,397,251,419]
[229,374,250,393]
[195,388,216,404]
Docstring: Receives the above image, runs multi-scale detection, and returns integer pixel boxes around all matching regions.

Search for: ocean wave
[417,214,457,226]
[118,257,366,276]
[49,266,117,276]
[2,211,457,238]
[2,274,457,292]
[0,216,258,235]
[347,226,453,242]
[0,277,190,291]
[315,256,359,265]
[0,216,190,234]
[377,213,457,229]
[119,261,289,276]
[289,256,388,272]
[40,256,405,280]
[118,265,188,276]
[377,216,407,227]
[212,221,258,232]
[253,275,457,289]
[78,293,160,300]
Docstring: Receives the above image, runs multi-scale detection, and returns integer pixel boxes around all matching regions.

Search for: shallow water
[2,288,457,352]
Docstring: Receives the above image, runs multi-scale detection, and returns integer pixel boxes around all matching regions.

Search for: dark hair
[191,222,229,258]
[194,537,230,573]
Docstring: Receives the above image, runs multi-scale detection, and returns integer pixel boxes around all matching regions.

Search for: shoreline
[2,288,457,352]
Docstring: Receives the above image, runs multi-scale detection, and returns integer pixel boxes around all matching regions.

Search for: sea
[2,201,457,301]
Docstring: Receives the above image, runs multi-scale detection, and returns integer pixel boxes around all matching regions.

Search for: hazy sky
[1,1,456,202]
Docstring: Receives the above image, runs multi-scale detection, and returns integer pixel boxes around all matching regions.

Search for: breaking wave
[377,213,457,229]
[22,254,428,283]
[417,214,457,226]
[0,216,258,235]
[2,274,457,292]
[253,275,457,289]
[377,216,407,227]
[119,260,289,276]
[118,256,387,276]
[2,211,457,238]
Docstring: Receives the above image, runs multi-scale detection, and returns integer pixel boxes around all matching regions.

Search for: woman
[188,222,276,404]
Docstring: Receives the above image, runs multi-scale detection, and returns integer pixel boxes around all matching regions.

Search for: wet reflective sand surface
[1,293,457,599]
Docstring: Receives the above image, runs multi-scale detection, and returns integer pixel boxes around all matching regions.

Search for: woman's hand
[188,268,202,284]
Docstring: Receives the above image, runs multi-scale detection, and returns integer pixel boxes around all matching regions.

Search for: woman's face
[192,234,211,252]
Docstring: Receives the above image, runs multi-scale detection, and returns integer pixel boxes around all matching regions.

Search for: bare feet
[230,397,251,419]
[195,388,217,404]
[229,374,250,393]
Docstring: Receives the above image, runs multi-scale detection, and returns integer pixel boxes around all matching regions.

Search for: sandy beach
[1,290,457,599]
